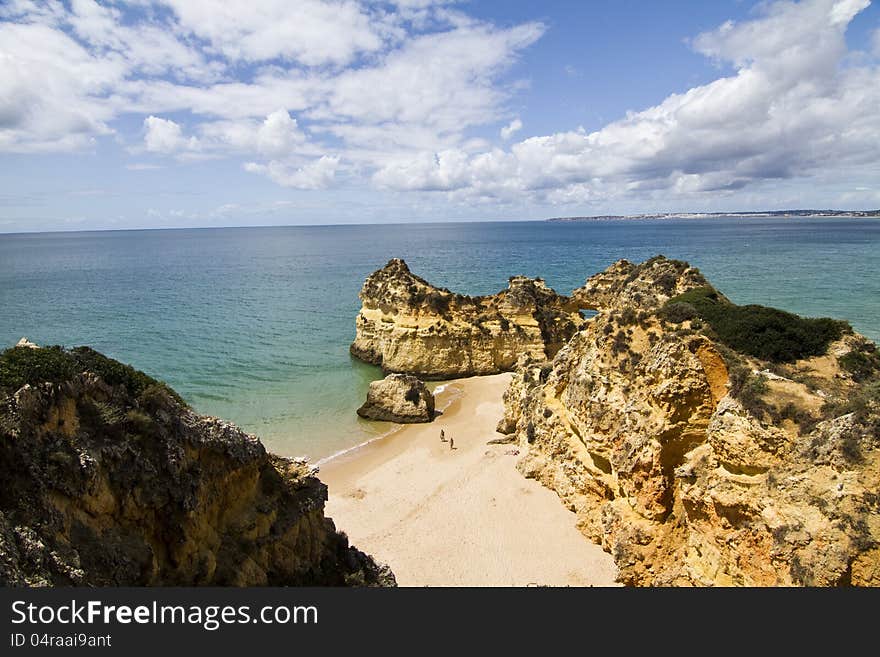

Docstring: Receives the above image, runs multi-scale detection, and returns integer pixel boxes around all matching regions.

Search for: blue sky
[1,0,879,232]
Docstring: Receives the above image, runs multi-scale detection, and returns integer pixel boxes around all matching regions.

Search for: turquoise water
[1,217,878,459]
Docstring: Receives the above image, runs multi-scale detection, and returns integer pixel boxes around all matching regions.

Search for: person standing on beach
[440,429,446,442]
[449,436,454,450]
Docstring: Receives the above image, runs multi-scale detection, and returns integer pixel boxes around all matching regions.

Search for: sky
[0,0,879,232]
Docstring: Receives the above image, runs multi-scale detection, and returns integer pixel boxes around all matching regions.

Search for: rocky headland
[0,344,394,586]
[498,256,879,586]
[350,258,584,379]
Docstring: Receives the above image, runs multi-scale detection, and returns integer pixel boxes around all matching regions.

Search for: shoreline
[313,382,461,468]
[321,373,619,587]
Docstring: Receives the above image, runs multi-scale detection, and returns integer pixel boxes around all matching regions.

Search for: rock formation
[499,256,880,586]
[571,255,713,311]
[350,258,584,379]
[357,373,435,423]
[0,344,395,587]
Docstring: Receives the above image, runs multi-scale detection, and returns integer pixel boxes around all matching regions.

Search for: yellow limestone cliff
[350,258,584,379]
[0,346,395,586]
[498,256,880,586]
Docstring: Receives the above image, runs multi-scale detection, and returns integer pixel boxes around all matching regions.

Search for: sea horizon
[3,210,878,236]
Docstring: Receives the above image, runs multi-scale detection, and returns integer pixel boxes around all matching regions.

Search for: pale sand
[321,373,619,587]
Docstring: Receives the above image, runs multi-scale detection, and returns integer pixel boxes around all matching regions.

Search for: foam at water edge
[312,427,405,467]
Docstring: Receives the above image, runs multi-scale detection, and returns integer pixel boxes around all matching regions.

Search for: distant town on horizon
[547,209,880,221]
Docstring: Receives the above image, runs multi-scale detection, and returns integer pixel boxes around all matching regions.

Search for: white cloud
[67,0,222,81]
[829,0,870,24]
[316,22,543,130]
[2,0,878,213]
[143,116,198,154]
[690,0,868,79]
[244,155,340,189]
[196,110,309,158]
[0,0,220,153]
[256,110,305,157]
[142,109,314,161]
[1,1,542,168]
[152,0,391,67]
[0,1,66,23]
[121,75,319,121]
[373,0,880,205]
[374,149,470,191]
[0,21,120,152]
[146,19,537,163]
[500,118,522,140]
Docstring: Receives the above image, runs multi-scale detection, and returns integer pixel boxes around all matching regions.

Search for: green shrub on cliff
[663,287,849,363]
[618,307,638,326]
[838,349,880,383]
[659,301,698,324]
[0,345,77,392]
[69,347,183,404]
[726,360,771,418]
[0,344,184,405]
[425,291,451,314]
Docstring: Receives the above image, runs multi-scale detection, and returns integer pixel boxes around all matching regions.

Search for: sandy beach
[321,373,618,587]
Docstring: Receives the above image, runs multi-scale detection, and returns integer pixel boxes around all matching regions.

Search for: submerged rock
[350,258,584,379]
[357,373,435,423]
[0,344,395,587]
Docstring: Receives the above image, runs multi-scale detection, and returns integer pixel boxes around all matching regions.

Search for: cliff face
[0,346,394,586]
[350,258,584,379]
[500,256,880,586]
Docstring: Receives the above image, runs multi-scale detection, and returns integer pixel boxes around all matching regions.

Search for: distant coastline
[547,209,880,222]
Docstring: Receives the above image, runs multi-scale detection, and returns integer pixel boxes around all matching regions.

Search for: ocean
[1,217,878,460]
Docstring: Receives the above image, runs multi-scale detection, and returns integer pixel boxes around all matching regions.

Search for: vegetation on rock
[1,345,183,405]
[839,348,880,383]
[662,286,849,362]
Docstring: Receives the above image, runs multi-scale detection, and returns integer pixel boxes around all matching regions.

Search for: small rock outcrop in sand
[357,373,435,423]
[350,258,584,379]
[498,255,880,586]
[0,344,395,587]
